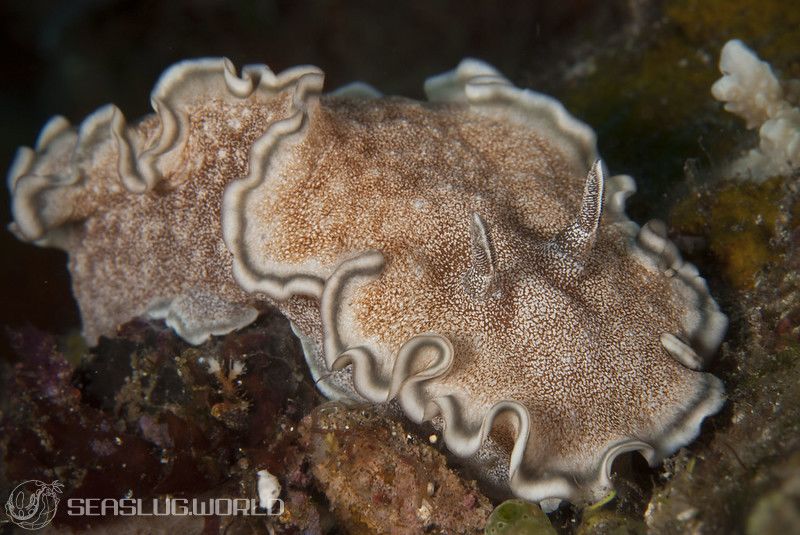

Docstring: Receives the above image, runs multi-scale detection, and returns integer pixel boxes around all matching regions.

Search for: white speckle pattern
[8,56,727,506]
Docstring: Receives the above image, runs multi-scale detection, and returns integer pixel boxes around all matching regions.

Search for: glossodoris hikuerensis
[8,58,727,507]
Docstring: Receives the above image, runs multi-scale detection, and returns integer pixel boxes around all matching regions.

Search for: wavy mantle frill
[220,59,727,505]
[8,59,324,344]
[7,57,727,506]
[9,57,323,243]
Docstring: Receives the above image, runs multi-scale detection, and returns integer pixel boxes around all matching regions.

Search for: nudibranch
[8,57,727,507]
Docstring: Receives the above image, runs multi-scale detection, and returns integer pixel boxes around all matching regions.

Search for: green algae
[556,39,727,220]
[484,500,557,535]
[666,0,800,77]
[576,510,646,535]
[585,490,617,512]
[574,491,647,535]
[60,330,90,367]
[546,0,799,222]
[646,172,800,532]
[670,176,786,290]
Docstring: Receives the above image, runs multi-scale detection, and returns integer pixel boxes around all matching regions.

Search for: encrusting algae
[670,177,787,290]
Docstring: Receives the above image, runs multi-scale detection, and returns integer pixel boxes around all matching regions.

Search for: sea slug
[8,56,727,507]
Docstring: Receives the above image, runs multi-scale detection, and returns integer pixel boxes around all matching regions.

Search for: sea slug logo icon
[4,480,64,530]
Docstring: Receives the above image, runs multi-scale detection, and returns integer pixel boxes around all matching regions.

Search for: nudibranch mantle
[8,57,727,507]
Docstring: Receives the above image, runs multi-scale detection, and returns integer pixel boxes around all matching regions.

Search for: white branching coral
[712,39,800,180]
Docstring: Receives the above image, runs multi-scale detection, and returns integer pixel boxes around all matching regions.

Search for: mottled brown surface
[0,310,324,533]
[36,93,295,343]
[245,94,718,482]
[299,403,492,534]
[7,59,723,505]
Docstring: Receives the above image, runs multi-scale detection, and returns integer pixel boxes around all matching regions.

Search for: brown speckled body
[8,58,726,505]
[239,94,720,491]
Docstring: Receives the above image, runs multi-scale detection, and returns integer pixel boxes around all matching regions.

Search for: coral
[1,326,163,530]
[548,0,800,219]
[711,40,800,180]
